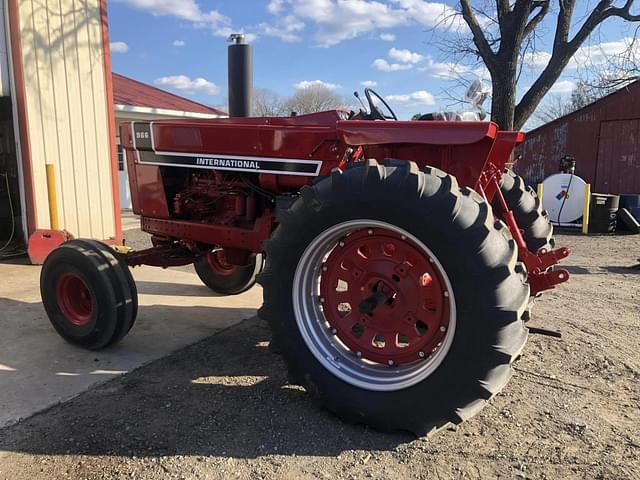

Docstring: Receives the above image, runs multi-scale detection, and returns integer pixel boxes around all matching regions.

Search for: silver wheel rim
[292,220,457,392]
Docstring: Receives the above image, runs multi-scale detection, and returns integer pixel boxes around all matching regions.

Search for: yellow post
[582,183,591,234]
[537,183,544,200]
[45,163,60,230]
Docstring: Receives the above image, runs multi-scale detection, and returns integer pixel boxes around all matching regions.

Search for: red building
[517,80,640,194]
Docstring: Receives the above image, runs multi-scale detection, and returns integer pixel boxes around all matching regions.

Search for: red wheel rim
[55,273,94,326]
[206,250,238,276]
[319,227,451,366]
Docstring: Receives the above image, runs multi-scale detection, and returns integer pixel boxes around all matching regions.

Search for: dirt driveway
[0,232,638,480]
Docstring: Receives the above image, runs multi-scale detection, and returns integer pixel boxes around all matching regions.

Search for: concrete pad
[0,261,262,428]
[121,210,140,231]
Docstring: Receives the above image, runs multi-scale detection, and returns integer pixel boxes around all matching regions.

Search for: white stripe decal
[139,151,322,176]
[136,159,321,177]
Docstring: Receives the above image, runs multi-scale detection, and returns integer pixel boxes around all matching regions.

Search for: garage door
[596,119,640,194]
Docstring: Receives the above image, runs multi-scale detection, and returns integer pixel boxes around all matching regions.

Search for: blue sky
[108,1,639,123]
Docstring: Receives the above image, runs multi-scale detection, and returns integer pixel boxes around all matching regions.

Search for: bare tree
[284,85,348,115]
[584,34,640,90]
[458,0,640,130]
[252,88,287,117]
[533,94,575,124]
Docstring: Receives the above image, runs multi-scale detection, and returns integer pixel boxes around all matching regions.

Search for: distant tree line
[252,85,350,116]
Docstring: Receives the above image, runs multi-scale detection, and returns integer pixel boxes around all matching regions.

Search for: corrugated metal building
[0,0,119,259]
[517,80,640,195]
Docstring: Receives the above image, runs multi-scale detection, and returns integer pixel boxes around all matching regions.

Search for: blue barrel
[620,194,640,222]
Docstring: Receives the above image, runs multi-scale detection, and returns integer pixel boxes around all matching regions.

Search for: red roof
[112,73,226,116]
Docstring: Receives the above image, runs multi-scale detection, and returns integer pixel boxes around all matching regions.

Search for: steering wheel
[365,88,398,121]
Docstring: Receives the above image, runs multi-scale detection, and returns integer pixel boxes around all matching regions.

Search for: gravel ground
[0,231,638,480]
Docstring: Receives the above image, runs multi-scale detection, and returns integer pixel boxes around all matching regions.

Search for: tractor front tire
[40,240,138,350]
[259,160,529,436]
[194,251,262,295]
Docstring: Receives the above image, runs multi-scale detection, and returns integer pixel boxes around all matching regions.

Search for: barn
[517,80,640,195]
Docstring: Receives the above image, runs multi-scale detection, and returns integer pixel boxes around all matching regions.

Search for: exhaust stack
[228,34,253,117]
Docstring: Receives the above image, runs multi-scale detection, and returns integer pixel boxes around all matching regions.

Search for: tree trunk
[490,64,518,131]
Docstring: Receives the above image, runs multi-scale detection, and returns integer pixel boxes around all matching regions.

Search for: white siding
[18,0,116,240]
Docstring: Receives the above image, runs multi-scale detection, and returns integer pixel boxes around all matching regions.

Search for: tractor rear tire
[40,240,138,350]
[259,160,529,436]
[493,170,555,253]
[194,251,262,295]
[493,170,555,319]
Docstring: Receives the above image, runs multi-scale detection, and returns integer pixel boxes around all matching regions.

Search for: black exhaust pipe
[228,34,252,117]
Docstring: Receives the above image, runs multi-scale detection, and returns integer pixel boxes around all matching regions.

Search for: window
[117,144,125,172]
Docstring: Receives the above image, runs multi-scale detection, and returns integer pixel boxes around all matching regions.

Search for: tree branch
[516,0,640,128]
[523,1,550,38]
[609,0,640,21]
[460,0,497,71]
[496,0,510,29]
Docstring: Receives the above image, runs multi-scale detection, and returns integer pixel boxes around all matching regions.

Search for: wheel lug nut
[322,265,328,272]
[339,241,345,247]
[367,229,374,235]
[319,297,326,304]
[420,273,433,287]
[418,351,425,358]
[331,328,337,334]
[356,351,362,358]
[440,326,446,332]
[401,235,406,240]
[388,360,395,366]
[443,291,449,297]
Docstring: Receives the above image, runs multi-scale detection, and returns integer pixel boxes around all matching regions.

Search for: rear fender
[336,120,523,189]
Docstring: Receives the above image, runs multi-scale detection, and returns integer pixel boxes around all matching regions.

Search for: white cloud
[154,75,220,96]
[294,80,340,90]
[361,80,377,87]
[268,0,285,14]
[269,0,462,47]
[173,40,185,47]
[388,47,423,64]
[387,90,436,105]
[522,51,552,70]
[550,80,576,94]
[110,41,129,53]
[372,58,413,72]
[113,0,227,23]
[419,56,489,80]
[380,33,395,41]
[255,15,305,42]
[113,0,244,39]
[521,37,640,73]
[570,37,640,68]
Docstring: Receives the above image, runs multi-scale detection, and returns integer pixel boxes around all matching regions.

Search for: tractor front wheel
[259,160,529,436]
[194,250,262,295]
[40,240,138,350]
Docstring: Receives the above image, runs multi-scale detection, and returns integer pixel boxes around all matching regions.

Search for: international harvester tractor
[40,36,570,436]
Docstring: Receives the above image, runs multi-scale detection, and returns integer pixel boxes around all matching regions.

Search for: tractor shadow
[134,280,225,297]
[0,314,411,459]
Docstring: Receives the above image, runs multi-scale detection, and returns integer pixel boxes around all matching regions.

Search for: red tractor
[39,40,570,436]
